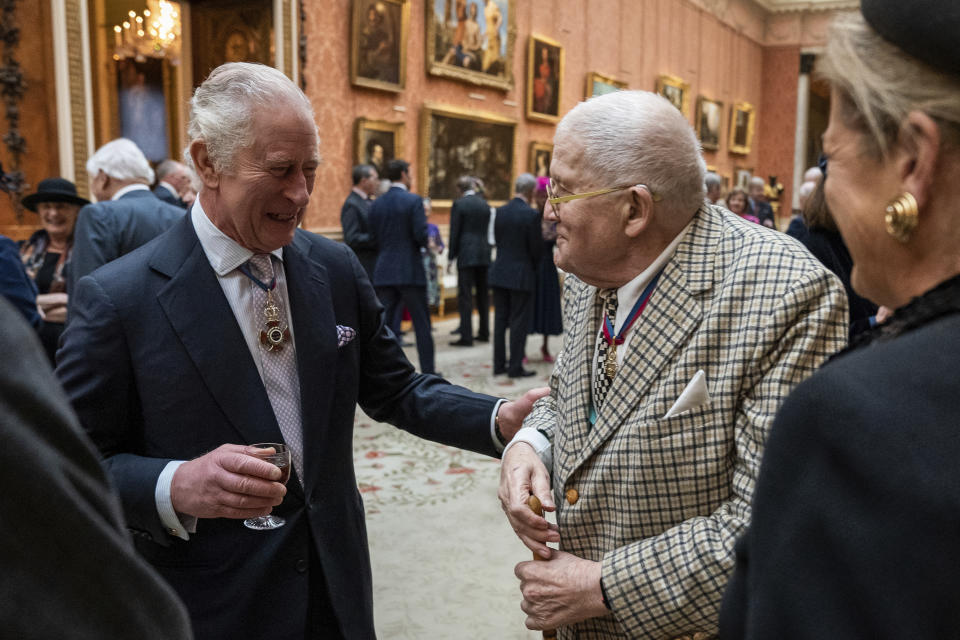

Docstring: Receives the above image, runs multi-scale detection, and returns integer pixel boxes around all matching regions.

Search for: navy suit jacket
[0,235,39,327]
[56,214,499,639]
[340,190,377,278]
[368,186,427,287]
[154,184,187,208]
[448,193,491,267]
[68,189,185,304]
[488,198,542,292]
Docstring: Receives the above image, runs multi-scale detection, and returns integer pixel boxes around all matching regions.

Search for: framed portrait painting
[585,71,626,99]
[696,96,723,151]
[735,167,754,191]
[526,34,564,123]
[351,0,409,92]
[656,74,690,118]
[528,141,553,178]
[354,118,405,178]
[729,102,756,155]
[425,0,515,91]
[419,103,516,207]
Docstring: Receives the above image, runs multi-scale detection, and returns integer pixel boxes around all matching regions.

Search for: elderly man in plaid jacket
[498,90,848,639]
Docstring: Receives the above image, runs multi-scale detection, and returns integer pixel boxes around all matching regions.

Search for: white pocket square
[336,325,356,348]
[663,369,711,418]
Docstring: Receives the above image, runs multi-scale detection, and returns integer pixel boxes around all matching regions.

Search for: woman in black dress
[19,178,89,362]
[530,176,562,361]
[721,1,960,636]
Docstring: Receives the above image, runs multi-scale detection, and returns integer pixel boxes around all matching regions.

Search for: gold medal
[604,344,617,378]
[258,290,291,352]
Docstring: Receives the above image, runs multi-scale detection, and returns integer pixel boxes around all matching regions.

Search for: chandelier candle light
[113,0,181,63]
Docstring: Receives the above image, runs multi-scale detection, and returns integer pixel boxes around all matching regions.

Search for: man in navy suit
[153,159,191,208]
[339,163,379,280]
[368,158,437,374]
[57,63,543,640]
[448,176,492,346]
[68,138,185,304]
[489,173,542,377]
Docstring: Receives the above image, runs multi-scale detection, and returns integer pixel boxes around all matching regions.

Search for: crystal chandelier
[112,0,181,64]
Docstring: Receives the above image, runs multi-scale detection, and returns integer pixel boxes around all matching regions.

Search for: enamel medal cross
[259,289,291,352]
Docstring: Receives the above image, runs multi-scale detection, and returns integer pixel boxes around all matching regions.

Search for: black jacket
[488,197,541,291]
[448,192,491,267]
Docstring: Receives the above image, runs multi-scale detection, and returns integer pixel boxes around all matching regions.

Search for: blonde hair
[818,12,960,157]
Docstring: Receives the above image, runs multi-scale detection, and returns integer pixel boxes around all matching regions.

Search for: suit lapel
[284,234,338,492]
[153,220,284,451]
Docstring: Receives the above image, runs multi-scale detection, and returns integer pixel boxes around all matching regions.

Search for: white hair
[749,176,765,189]
[515,172,537,196]
[555,90,706,214]
[86,138,154,184]
[186,62,316,173]
[704,172,722,189]
[803,166,822,183]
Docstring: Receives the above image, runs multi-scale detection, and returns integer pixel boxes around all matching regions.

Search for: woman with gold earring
[721,0,960,636]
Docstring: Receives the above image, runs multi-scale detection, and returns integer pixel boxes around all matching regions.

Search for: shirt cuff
[490,398,506,453]
[156,460,196,541]
[502,426,553,470]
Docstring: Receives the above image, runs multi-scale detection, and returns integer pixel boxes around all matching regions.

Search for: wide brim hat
[21,177,90,212]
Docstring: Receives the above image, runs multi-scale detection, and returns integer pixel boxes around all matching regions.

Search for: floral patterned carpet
[355,314,559,638]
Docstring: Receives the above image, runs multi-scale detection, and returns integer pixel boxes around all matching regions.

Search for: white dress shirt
[504,218,694,468]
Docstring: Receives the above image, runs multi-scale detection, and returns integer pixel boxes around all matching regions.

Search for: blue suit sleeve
[69,204,117,300]
[0,236,39,327]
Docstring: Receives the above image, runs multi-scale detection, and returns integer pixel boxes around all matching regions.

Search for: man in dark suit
[153,159,191,208]
[0,296,192,639]
[0,233,40,327]
[57,63,542,640]
[747,176,776,229]
[68,138,185,303]
[448,175,492,346]
[340,163,379,280]
[489,173,542,377]
[368,158,437,374]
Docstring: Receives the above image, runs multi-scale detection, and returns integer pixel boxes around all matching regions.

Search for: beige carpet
[354,314,559,638]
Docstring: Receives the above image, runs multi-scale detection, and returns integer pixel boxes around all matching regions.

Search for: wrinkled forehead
[551,133,602,186]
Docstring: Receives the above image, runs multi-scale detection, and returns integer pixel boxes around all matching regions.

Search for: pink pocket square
[336,325,356,348]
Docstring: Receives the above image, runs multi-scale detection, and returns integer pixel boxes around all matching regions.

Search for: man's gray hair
[457,175,476,193]
[704,172,722,190]
[749,176,765,189]
[186,62,316,173]
[156,159,185,181]
[86,138,155,184]
[555,90,706,214]
[515,172,537,196]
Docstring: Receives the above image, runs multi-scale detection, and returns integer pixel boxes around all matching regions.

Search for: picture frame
[585,71,626,99]
[350,0,409,92]
[655,74,690,118]
[419,103,517,207]
[735,167,754,191]
[354,118,405,178]
[696,95,724,151]
[526,34,564,123]
[528,141,553,178]
[729,101,756,155]
[425,0,516,91]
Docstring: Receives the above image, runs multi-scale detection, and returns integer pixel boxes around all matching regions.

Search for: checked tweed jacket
[524,204,848,639]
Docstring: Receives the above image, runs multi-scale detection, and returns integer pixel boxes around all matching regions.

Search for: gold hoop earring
[884,192,918,243]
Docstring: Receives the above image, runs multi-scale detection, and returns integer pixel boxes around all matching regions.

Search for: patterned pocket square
[336,325,356,348]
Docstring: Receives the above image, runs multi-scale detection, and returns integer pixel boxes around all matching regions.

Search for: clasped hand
[171,443,287,519]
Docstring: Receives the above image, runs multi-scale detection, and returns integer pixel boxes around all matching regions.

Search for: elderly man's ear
[622,185,655,238]
[189,140,221,189]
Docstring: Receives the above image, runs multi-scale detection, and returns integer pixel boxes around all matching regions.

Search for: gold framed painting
[696,96,724,151]
[526,34,564,123]
[425,0,516,91]
[729,102,756,155]
[585,71,626,98]
[354,118,405,178]
[528,141,553,177]
[656,74,690,118]
[419,103,517,207]
[351,0,410,92]
[735,166,754,190]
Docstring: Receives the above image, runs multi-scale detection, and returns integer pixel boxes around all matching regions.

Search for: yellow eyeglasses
[546,182,661,212]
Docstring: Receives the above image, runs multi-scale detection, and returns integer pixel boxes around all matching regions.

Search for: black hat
[21,177,90,212]
[861,0,960,77]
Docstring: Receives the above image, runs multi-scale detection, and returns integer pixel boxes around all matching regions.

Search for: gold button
[565,488,579,505]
